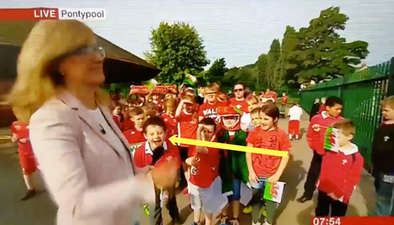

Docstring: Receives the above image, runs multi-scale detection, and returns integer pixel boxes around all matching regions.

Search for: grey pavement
[0,111,376,225]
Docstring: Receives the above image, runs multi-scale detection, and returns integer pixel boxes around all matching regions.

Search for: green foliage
[203,58,229,83]
[217,6,369,92]
[145,22,210,84]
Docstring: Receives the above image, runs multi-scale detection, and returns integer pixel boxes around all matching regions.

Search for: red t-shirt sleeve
[198,105,204,116]
[278,130,292,151]
[133,145,151,168]
[246,129,258,145]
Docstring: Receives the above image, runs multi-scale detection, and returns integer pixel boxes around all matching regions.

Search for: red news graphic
[0,7,105,21]
[311,216,394,225]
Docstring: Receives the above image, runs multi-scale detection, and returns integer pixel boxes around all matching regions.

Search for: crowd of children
[10,81,394,225]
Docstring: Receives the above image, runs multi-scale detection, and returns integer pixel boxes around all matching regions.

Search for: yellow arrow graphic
[168,135,288,157]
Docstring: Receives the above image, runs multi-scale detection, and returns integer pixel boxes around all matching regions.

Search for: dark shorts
[178,146,189,161]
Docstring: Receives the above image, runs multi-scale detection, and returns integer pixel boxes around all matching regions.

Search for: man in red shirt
[11,121,38,201]
[123,107,147,155]
[186,118,228,225]
[297,96,344,203]
[229,82,249,114]
[134,116,182,225]
[198,83,228,123]
[315,119,363,217]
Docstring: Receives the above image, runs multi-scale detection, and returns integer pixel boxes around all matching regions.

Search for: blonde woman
[8,20,177,225]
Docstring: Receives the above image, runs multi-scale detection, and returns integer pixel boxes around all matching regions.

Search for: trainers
[21,189,36,201]
[182,188,189,195]
[143,204,150,216]
[243,205,252,214]
[261,208,267,217]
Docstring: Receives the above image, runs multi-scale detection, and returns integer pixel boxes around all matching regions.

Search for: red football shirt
[134,140,181,169]
[11,121,33,156]
[177,111,198,147]
[123,129,146,152]
[229,98,249,113]
[281,96,288,105]
[198,101,228,123]
[162,113,178,137]
[120,120,135,132]
[246,127,291,177]
[188,145,221,188]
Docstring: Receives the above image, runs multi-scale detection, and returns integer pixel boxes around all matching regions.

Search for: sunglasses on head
[234,89,244,92]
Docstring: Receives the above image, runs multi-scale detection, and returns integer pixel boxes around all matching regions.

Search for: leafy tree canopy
[145,22,209,84]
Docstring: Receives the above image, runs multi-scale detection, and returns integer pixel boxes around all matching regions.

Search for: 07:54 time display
[312,217,341,225]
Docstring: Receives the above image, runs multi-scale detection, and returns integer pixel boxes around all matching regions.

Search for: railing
[300,57,394,169]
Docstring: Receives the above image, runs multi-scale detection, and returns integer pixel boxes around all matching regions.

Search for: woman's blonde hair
[8,20,108,122]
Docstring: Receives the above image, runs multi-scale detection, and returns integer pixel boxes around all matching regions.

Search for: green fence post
[386,57,394,96]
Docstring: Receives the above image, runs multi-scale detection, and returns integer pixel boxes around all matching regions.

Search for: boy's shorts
[188,176,228,215]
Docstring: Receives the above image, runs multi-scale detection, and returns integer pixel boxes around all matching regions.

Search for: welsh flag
[183,74,197,86]
[324,127,339,152]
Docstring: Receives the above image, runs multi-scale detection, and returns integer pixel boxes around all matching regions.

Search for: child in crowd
[298,96,343,203]
[199,83,228,122]
[370,96,394,216]
[11,120,38,201]
[186,118,228,225]
[162,98,178,137]
[216,107,248,225]
[121,107,136,132]
[279,92,288,113]
[112,105,123,128]
[134,116,182,225]
[241,95,260,133]
[288,101,303,140]
[315,119,363,217]
[246,104,291,225]
[123,107,147,155]
[175,95,199,190]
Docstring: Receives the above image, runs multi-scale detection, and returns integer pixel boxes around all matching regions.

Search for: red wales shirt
[229,98,249,113]
[188,145,221,188]
[162,113,178,137]
[123,129,146,153]
[134,141,181,169]
[317,144,364,204]
[246,127,291,177]
[177,111,198,147]
[198,101,228,123]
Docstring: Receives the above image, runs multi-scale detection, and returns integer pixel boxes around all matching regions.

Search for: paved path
[0,111,376,225]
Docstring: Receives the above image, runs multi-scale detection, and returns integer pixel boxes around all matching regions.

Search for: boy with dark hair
[316,119,363,216]
[297,96,344,203]
[370,96,394,216]
[134,116,182,225]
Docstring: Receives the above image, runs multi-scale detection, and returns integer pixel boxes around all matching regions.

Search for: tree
[255,53,268,89]
[266,39,282,89]
[205,58,229,83]
[145,22,210,84]
[290,7,369,82]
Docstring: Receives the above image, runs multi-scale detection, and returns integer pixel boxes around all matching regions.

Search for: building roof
[0,20,160,82]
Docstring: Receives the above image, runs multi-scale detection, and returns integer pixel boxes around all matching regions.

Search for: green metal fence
[300,57,394,169]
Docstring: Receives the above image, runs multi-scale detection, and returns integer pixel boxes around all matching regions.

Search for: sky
[3,0,394,68]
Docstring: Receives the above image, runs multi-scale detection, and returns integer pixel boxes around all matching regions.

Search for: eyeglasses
[61,45,106,60]
[234,89,244,92]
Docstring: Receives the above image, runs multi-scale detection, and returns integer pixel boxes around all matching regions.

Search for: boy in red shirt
[198,83,228,123]
[175,95,199,188]
[316,119,363,216]
[229,82,249,114]
[11,120,38,201]
[298,96,343,203]
[134,116,182,225]
[162,98,178,137]
[246,104,291,225]
[112,105,123,128]
[186,118,228,225]
[123,107,147,155]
